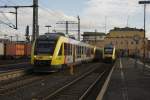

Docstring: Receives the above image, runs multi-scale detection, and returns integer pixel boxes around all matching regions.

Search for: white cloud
[0,8,77,40]
[81,0,150,35]
[0,0,150,40]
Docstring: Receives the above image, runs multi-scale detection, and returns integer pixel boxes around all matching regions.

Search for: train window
[69,44,72,55]
[64,43,68,55]
[68,44,71,55]
[85,47,87,55]
[91,48,93,54]
[82,47,84,54]
[78,46,80,54]
[86,47,88,54]
[79,46,81,55]
[77,46,81,58]
[83,47,85,55]
[86,48,89,57]
[35,40,56,55]
[104,48,113,54]
[68,44,70,55]
[64,43,73,56]
[81,46,83,54]
[90,48,92,55]
[70,44,72,55]
[75,45,77,57]
[80,46,81,57]
[76,46,78,57]
[89,48,91,56]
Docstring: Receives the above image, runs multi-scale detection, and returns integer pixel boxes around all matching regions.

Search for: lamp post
[95,29,97,46]
[139,0,150,70]
[77,16,80,41]
[45,25,51,33]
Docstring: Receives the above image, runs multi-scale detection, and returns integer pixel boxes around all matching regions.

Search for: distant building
[0,38,10,43]
[107,27,144,38]
[82,32,106,44]
[103,27,147,57]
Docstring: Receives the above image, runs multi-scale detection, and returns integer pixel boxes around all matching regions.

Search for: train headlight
[34,55,37,58]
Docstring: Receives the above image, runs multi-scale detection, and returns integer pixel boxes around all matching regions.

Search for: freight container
[16,44,25,56]
[24,44,31,57]
[5,43,25,58]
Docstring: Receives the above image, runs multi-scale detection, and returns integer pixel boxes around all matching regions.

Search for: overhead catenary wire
[0,11,15,26]
[0,0,32,31]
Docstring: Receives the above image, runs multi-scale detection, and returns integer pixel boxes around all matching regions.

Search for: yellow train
[31,33,102,72]
[102,44,116,62]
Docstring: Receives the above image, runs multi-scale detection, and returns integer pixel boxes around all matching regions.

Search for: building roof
[110,27,144,32]
[82,32,106,36]
[0,38,10,43]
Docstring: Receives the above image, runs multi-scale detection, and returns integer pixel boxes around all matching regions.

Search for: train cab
[31,33,98,72]
[103,44,116,62]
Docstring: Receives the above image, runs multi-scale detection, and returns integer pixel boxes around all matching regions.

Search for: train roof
[37,33,96,48]
[37,33,61,41]
[104,44,114,48]
[59,36,95,48]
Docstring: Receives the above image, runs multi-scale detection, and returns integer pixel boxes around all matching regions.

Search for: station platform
[102,58,150,100]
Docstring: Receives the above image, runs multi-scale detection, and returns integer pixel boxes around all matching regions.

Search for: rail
[0,68,32,81]
[79,71,106,100]
[43,66,99,100]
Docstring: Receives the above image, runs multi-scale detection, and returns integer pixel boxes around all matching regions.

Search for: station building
[104,27,147,57]
[82,32,106,47]
[82,27,148,57]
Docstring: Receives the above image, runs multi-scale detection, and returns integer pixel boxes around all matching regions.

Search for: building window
[116,41,117,44]
[135,41,139,45]
[131,41,134,45]
[110,41,112,45]
[121,41,123,44]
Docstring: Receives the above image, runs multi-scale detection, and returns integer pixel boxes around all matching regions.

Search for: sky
[0,0,150,40]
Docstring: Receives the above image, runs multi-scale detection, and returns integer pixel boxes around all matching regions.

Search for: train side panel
[31,34,103,72]
[51,38,65,66]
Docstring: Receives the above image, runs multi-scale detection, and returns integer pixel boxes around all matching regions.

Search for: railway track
[0,62,29,67]
[0,62,113,100]
[0,68,32,81]
[0,63,96,97]
[0,62,30,72]
[0,58,29,66]
[0,61,32,82]
[0,74,50,95]
[41,63,111,100]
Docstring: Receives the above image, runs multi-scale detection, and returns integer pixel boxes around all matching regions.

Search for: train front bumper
[34,55,52,61]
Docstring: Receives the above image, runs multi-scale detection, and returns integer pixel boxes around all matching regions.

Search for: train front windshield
[35,40,56,55]
[104,48,113,54]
